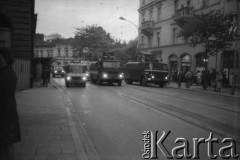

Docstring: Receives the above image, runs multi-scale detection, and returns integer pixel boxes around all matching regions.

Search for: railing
[173,7,193,20]
[141,21,154,36]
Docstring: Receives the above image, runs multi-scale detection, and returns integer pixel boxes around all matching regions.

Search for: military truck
[64,63,88,87]
[89,52,123,86]
[124,62,169,87]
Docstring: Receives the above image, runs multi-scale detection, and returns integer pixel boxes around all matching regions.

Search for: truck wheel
[159,82,164,88]
[82,83,86,87]
[96,78,102,85]
[118,81,122,86]
[66,82,69,87]
[141,77,147,86]
[125,79,132,84]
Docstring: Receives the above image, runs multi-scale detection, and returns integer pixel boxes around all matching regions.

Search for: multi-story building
[0,0,36,90]
[138,0,239,80]
[34,37,76,77]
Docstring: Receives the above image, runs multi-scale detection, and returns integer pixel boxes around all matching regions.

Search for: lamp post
[119,17,139,61]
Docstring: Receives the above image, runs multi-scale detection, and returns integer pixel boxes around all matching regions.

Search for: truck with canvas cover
[124,62,169,87]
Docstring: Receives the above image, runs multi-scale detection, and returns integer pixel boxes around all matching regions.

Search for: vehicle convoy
[124,62,169,87]
[52,66,65,77]
[89,52,123,86]
[64,63,88,87]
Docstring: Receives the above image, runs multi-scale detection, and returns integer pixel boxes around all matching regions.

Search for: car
[64,63,88,87]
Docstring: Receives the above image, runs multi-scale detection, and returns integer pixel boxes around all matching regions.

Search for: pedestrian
[185,70,193,88]
[0,48,21,160]
[41,68,50,87]
[177,70,182,88]
[210,69,216,90]
[216,71,223,92]
[229,72,233,87]
[196,70,202,86]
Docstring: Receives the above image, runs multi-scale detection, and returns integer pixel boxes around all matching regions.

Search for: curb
[168,85,240,99]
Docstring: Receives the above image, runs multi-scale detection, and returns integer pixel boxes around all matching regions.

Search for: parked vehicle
[52,66,65,77]
[124,62,169,87]
[64,63,88,87]
[89,60,123,86]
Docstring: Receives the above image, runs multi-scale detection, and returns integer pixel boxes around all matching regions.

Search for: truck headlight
[165,76,168,80]
[103,73,108,78]
[85,73,89,76]
[54,70,57,73]
[119,74,123,78]
[151,75,155,79]
[82,77,87,81]
[62,70,65,73]
[67,76,71,80]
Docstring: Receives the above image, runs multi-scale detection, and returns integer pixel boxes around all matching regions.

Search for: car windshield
[146,63,168,71]
[69,65,85,73]
[103,62,120,69]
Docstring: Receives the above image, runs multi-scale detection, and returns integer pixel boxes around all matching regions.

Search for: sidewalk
[14,81,87,160]
[168,82,240,99]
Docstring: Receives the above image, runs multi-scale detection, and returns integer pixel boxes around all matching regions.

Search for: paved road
[53,78,240,160]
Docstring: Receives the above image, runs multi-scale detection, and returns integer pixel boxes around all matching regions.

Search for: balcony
[140,21,154,37]
[173,7,193,21]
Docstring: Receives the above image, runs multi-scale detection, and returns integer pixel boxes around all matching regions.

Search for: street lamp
[119,16,139,61]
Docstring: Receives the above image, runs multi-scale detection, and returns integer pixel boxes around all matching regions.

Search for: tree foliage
[176,9,233,57]
[73,25,114,60]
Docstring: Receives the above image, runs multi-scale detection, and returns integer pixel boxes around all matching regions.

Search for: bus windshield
[103,62,121,69]
[146,63,168,71]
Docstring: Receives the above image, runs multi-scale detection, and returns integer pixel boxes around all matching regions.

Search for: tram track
[88,84,240,143]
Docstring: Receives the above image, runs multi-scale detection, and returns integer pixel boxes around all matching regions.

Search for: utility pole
[231,0,239,95]
[119,17,139,61]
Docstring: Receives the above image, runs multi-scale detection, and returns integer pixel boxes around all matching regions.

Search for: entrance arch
[168,54,178,73]
[180,54,191,72]
[195,52,205,72]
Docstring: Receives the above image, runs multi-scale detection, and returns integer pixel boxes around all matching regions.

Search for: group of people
[175,69,230,92]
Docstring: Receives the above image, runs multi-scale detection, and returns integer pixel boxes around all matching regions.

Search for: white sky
[35,0,139,43]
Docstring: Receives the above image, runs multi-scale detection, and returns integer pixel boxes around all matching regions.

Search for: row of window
[35,48,71,57]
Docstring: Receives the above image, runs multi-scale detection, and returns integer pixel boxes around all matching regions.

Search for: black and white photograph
[0,0,240,159]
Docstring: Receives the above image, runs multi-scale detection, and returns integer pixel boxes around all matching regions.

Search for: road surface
[52,78,240,160]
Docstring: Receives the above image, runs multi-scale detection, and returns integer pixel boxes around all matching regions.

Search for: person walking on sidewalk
[216,71,223,92]
[41,68,50,87]
[185,70,193,88]
[177,70,183,88]
[0,48,21,160]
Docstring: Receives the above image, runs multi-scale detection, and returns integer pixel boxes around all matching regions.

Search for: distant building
[0,0,37,90]
[138,0,239,80]
[34,37,77,78]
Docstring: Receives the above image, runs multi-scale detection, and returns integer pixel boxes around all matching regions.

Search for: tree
[45,33,63,42]
[176,9,233,89]
[74,25,114,60]
[176,9,232,58]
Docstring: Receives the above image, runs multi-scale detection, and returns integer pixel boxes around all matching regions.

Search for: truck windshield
[69,65,85,73]
[103,62,120,69]
[146,63,168,71]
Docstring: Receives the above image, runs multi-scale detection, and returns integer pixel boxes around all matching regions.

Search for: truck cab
[64,63,88,87]
[89,60,123,86]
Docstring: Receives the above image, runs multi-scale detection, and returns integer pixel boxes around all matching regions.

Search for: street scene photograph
[0,0,240,160]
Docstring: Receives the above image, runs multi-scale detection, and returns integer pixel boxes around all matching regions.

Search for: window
[157,7,162,21]
[174,0,179,10]
[156,31,161,46]
[58,48,61,57]
[142,0,145,5]
[65,48,69,57]
[172,28,177,44]
[202,0,209,7]
[40,50,43,57]
[142,12,145,22]
[141,35,145,45]
[149,10,153,20]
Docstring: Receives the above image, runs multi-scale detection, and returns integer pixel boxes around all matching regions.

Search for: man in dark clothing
[41,68,50,87]
[0,48,21,160]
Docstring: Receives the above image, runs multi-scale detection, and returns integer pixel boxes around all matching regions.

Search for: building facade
[34,38,76,77]
[138,0,239,80]
[0,0,36,90]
